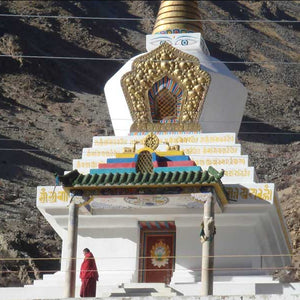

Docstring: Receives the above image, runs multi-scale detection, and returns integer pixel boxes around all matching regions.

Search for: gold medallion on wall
[150,240,171,268]
[121,42,211,132]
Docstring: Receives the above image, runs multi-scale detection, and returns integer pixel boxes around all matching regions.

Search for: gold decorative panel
[143,133,159,151]
[136,151,154,173]
[154,87,177,121]
[121,42,211,132]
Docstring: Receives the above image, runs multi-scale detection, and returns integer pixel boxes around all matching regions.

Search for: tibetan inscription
[93,133,236,147]
[37,186,70,206]
[225,184,274,203]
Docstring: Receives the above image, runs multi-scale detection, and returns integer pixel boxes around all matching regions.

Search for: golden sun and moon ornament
[143,133,160,151]
[150,240,171,268]
[121,42,211,132]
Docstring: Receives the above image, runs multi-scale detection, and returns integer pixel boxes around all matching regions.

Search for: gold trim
[121,42,211,132]
[158,7,201,17]
[153,0,202,34]
[157,11,202,20]
[160,1,199,8]
[137,146,155,154]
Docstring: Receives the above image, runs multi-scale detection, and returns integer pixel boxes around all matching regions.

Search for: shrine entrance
[138,221,176,284]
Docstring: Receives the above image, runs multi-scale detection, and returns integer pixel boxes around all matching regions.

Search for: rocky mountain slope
[0,1,299,286]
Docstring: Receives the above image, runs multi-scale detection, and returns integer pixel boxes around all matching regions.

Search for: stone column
[201,193,215,296]
[64,201,79,298]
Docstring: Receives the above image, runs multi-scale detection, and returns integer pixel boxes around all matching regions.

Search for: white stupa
[1,1,298,299]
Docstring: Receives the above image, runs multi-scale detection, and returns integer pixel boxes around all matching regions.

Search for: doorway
[138,221,176,284]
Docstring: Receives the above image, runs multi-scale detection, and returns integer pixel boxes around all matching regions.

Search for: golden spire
[152,0,203,34]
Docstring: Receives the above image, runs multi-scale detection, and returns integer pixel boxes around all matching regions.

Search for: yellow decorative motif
[38,188,69,204]
[123,141,139,153]
[225,185,274,202]
[165,142,180,151]
[121,42,211,132]
[143,133,159,150]
[150,240,171,268]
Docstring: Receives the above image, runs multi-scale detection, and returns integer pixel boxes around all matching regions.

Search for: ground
[0,1,299,286]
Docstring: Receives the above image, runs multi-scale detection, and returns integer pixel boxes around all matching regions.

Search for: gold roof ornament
[121,42,211,133]
[143,133,160,151]
[153,0,203,34]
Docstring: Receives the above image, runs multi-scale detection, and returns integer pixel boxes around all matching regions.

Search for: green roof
[59,167,224,187]
[58,167,228,205]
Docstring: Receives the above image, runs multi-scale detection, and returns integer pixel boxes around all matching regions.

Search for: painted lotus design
[150,240,171,268]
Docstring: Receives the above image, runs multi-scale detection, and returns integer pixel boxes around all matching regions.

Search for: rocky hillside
[0,1,299,286]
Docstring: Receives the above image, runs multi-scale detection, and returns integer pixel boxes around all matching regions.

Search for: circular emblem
[150,240,171,268]
[143,133,159,150]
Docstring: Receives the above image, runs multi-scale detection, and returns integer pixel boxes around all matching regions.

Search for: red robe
[80,252,99,297]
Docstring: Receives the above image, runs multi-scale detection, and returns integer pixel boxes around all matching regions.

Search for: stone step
[123,282,166,289]
[1,280,299,300]
[213,275,278,283]
[151,292,178,296]
[110,287,176,297]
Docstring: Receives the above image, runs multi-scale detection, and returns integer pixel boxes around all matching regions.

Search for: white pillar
[201,193,214,296]
[64,201,79,298]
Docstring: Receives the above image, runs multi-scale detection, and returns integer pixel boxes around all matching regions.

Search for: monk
[80,248,99,297]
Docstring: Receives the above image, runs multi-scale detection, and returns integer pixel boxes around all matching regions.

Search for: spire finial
[152,0,203,34]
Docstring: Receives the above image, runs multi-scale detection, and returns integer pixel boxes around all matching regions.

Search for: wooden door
[138,222,176,284]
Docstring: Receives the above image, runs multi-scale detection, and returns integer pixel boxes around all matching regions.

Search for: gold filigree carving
[121,42,211,132]
[143,133,159,150]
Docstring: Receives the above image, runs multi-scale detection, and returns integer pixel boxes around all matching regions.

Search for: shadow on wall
[238,116,299,144]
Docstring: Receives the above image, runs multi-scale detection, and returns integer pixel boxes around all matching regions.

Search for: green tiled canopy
[59,167,224,188]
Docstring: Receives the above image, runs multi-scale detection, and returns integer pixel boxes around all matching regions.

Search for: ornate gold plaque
[143,133,159,150]
[121,42,211,132]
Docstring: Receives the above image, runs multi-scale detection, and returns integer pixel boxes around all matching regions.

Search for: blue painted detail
[156,155,191,162]
[165,221,169,229]
[107,157,137,163]
[154,166,201,173]
[90,168,136,175]
[152,153,159,162]
[155,221,161,229]
[146,221,151,229]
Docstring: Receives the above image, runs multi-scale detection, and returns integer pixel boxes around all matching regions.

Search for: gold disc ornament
[144,133,159,150]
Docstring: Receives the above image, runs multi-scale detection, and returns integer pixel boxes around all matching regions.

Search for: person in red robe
[80,248,99,297]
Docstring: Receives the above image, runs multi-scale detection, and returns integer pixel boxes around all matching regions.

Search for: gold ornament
[144,133,159,150]
[152,0,203,34]
[121,43,211,132]
[150,240,171,268]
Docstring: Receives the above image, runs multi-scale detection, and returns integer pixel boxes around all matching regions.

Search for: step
[123,282,166,289]
[151,292,178,297]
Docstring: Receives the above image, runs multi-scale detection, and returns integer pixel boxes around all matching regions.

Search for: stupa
[1,1,298,299]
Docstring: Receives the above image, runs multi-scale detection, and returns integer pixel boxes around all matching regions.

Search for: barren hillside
[0,1,299,286]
